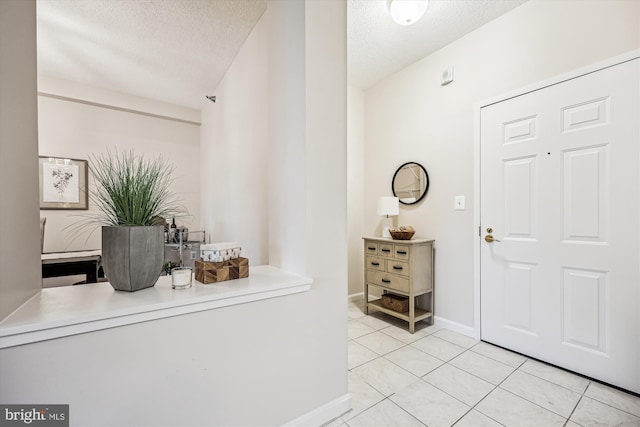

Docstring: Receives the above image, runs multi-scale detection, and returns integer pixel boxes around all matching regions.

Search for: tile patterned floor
[328,300,640,427]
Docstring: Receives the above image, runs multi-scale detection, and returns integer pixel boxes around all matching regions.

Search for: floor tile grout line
[354,336,412,358]
[339,392,387,425]
[564,392,587,427]
[457,344,520,370]
[517,363,591,396]
[443,346,515,388]
[430,330,481,350]
[449,405,505,427]
[341,396,429,427]
[494,362,585,420]
[508,365,589,410]
[349,346,423,395]
[468,343,529,370]
[579,393,640,420]
[492,386,576,423]
[384,396,430,427]
[416,373,482,414]
[463,353,522,423]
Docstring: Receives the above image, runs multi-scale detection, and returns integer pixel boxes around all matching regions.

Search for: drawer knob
[393,265,403,270]
[367,247,376,251]
[381,278,391,283]
[396,250,407,255]
[371,262,380,266]
[381,248,391,253]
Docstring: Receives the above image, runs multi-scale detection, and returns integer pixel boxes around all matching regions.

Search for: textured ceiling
[37,0,527,110]
[348,0,528,89]
[37,0,267,110]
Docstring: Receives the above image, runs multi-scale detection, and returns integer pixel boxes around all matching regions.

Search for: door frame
[472,49,640,342]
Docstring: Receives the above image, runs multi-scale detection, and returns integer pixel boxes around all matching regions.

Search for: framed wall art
[39,156,88,210]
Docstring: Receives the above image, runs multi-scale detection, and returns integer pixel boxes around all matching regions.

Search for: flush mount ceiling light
[388,0,429,26]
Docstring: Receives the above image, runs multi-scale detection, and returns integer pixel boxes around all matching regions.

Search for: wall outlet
[455,196,465,210]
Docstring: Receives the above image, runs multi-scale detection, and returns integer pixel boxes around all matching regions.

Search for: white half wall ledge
[0,265,312,349]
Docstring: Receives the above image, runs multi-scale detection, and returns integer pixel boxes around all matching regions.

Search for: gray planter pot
[102,225,164,292]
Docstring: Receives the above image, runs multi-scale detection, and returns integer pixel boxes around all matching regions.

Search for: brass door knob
[485,234,501,243]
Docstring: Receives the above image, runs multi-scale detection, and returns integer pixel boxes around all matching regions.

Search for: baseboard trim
[282,393,351,427]
[348,293,378,303]
[434,316,478,339]
[350,296,478,339]
[348,292,363,302]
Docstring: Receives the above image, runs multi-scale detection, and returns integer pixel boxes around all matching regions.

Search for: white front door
[480,58,639,393]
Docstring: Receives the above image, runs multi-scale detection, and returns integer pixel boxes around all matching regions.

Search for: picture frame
[39,156,88,210]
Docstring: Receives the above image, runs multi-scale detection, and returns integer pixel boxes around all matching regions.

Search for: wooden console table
[363,237,434,333]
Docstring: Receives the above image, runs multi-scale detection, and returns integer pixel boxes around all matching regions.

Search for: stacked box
[229,257,249,279]
[194,260,229,284]
[381,293,409,313]
[200,242,242,262]
[194,257,249,284]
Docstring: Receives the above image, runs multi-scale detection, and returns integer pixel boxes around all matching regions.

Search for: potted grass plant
[77,150,186,292]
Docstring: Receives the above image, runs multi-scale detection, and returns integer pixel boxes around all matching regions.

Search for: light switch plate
[455,196,465,210]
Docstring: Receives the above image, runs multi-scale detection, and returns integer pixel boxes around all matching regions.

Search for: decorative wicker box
[194,257,249,284]
[381,293,409,313]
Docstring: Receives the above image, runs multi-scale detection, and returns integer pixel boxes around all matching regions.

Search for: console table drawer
[366,256,385,271]
[365,243,379,256]
[393,245,410,260]
[366,270,409,293]
[387,260,409,277]
[379,243,393,256]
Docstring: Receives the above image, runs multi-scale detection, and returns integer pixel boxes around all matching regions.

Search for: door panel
[480,58,639,393]
[562,267,607,353]
[504,262,535,333]
[562,146,608,242]
[504,157,537,237]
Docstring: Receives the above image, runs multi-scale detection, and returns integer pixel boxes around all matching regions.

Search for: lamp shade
[377,196,399,216]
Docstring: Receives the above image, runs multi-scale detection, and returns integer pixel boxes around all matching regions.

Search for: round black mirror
[392,162,429,205]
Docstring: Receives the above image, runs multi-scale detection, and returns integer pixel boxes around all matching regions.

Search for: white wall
[347,86,364,296]
[0,0,41,320]
[360,0,640,329]
[190,0,349,423]
[268,1,308,274]
[200,14,269,264]
[38,77,201,254]
[300,0,349,418]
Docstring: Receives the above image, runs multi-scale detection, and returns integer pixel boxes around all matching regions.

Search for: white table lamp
[377,196,399,238]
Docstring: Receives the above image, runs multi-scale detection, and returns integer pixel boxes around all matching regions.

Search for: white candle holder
[171,267,193,289]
